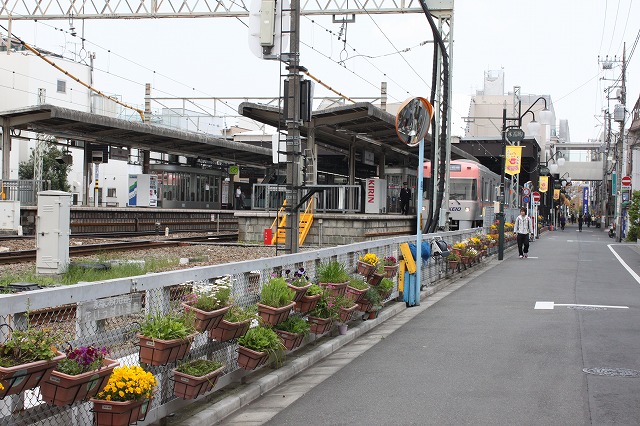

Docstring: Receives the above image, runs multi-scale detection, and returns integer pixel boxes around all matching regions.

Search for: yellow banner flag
[539,176,549,193]
[504,146,522,175]
[553,189,560,200]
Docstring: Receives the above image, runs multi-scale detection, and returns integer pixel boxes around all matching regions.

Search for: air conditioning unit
[614,104,625,122]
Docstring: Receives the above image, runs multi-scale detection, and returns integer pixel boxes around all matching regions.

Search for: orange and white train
[422,159,501,230]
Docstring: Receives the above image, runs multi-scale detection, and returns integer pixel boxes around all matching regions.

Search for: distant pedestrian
[400,182,411,215]
[560,214,566,231]
[515,207,533,259]
[571,213,575,224]
[578,213,583,232]
[235,187,243,210]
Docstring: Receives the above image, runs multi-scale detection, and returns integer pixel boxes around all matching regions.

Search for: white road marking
[534,301,629,310]
[608,244,640,285]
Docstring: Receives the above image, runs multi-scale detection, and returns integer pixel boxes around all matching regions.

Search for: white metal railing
[0,227,503,426]
[252,184,362,213]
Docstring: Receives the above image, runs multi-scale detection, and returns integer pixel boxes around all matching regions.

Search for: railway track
[0,233,238,264]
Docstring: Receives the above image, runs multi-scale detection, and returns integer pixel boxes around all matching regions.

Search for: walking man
[400,182,411,215]
[515,207,533,259]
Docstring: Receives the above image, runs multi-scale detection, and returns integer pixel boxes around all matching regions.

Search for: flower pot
[319,281,348,297]
[367,310,379,320]
[307,316,333,335]
[172,365,225,400]
[338,304,358,323]
[0,351,65,399]
[182,303,231,333]
[40,358,119,406]
[460,256,470,265]
[366,273,384,286]
[208,319,251,342]
[236,346,269,370]
[137,334,196,366]
[356,301,373,312]
[346,285,369,303]
[383,265,398,278]
[294,293,321,314]
[257,302,295,326]
[287,283,312,303]
[448,260,459,271]
[337,323,348,335]
[356,261,376,276]
[91,397,152,426]
[275,329,305,351]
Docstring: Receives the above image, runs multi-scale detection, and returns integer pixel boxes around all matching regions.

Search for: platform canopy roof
[238,101,477,166]
[0,104,273,166]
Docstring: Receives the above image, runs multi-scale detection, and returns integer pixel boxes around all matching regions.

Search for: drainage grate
[583,368,640,377]
[567,306,607,311]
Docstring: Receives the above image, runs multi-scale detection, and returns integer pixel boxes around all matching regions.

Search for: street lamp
[497,96,551,260]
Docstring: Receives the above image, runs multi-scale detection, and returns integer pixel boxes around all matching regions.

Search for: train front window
[449,179,476,200]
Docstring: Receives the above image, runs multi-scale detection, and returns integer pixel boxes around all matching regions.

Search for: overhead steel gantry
[0,0,452,19]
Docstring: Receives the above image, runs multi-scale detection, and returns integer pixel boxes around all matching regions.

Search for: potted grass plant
[257,277,296,326]
[346,276,369,304]
[137,311,197,366]
[447,252,460,270]
[274,316,310,351]
[316,260,350,297]
[208,304,258,342]
[172,359,225,400]
[40,345,119,406]
[236,326,286,370]
[375,278,395,300]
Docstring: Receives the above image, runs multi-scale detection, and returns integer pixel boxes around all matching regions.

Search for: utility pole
[615,43,626,242]
[284,0,302,254]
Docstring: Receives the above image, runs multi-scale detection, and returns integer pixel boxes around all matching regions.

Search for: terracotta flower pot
[319,281,348,297]
[356,301,373,313]
[356,261,376,276]
[383,265,398,278]
[182,303,230,333]
[366,273,384,286]
[346,285,369,303]
[257,302,295,326]
[40,358,119,406]
[338,305,358,323]
[275,329,305,351]
[448,261,459,270]
[294,293,321,314]
[307,316,333,335]
[91,397,152,426]
[287,283,312,303]
[138,334,196,366]
[172,365,225,400]
[0,351,65,399]
[208,319,251,342]
[236,346,269,370]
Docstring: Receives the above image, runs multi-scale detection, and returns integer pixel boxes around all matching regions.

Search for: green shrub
[260,277,295,308]
[175,359,223,377]
[237,326,285,352]
[275,316,310,335]
[316,261,350,283]
[139,311,195,340]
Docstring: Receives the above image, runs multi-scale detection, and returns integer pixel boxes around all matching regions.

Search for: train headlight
[464,207,470,212]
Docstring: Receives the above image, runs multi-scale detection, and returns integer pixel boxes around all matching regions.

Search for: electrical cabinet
[36,191,71,275]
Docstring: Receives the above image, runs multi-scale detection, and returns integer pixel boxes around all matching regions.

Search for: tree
[626,190,640,242]
[18,143,71,192]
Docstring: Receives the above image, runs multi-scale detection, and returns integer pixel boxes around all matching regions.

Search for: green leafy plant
[626,190,640,242]
[316,260,350,283]
[274,316,310,336]
[446,252,460,261]
[237,326,285,353]
[223,304,258,323]
[334,295,355,309]
[362,287,382,307]
[348,276,369,290]
[139,311,195,340]
[376,278,394,297]
[308,290,339,319]
[0,325,62,367]
[305,284,323,296]
[175,359,223,377]
[260,277,295,308]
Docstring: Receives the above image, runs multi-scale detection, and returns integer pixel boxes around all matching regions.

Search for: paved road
[215,224,640,425]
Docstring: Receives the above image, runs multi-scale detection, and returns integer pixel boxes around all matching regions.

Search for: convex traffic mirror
[395,97,434,147]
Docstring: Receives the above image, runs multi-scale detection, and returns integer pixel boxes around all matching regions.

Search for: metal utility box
[36,191,71,275]
[128,174,158,207]
[614,104,625,122]
[0,200,21,234]
[365,178,388,214]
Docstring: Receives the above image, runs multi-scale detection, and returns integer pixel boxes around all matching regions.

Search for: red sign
[622,176,632,187]
[532,191,541,203]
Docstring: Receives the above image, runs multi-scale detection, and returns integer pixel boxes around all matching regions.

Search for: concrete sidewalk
[154,241,515,425]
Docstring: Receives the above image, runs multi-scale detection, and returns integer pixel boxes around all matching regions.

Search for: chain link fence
[0,228,498,425]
